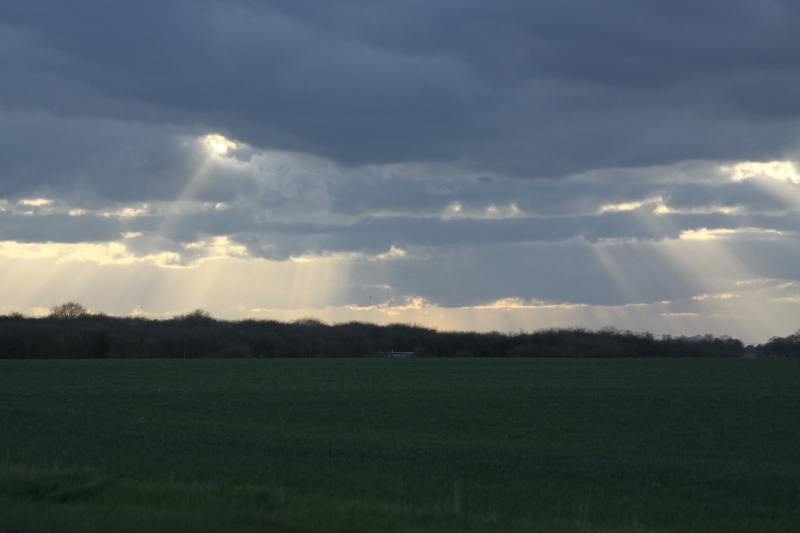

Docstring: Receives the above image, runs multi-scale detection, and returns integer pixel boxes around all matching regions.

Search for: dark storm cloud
[2,0,800,179]
[329,159,800,227]
[220,207,787,263]
[0,113,204,202]
[0,211,124,243]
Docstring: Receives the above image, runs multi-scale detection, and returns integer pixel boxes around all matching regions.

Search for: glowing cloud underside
[727,161,800,183]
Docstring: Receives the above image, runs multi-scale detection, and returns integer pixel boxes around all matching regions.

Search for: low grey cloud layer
[1,1,799,340]
[3,1,800,176]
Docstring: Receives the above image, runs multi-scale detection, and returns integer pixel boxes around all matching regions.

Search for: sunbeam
[652,232,764,341]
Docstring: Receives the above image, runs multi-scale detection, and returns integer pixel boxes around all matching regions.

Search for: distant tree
[172,309,215,327]
[759,328,800,357]
[291,317,326,327]
[49,301,90,319]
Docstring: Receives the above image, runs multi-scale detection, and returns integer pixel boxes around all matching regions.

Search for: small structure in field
[379,349,417,358]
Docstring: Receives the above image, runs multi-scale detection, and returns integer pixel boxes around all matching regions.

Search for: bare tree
[172,308,215,327]
[49,301,90,319]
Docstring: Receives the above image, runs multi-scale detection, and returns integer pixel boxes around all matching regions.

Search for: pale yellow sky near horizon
[1,237,797,345]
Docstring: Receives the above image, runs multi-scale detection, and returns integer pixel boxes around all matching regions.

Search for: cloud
[2,1,800,175]
[0,111,204,202]
[2,2,800,341]
[2,136,799,269]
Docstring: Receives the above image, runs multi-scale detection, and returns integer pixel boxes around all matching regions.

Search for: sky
[1,1,800,343]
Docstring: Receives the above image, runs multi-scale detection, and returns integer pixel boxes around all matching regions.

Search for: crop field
[1,358,799,532]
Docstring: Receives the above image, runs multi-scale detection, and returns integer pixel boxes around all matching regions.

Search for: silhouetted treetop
[758,328,800,357]
[49,302,90,320]
[171,309,215,327]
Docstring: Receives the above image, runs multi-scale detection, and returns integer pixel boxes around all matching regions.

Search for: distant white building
[380,349,417,357]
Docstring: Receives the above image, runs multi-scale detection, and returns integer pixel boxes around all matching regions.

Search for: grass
[0,358,798,532]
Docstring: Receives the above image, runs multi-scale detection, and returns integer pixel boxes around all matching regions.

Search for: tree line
[0,301,775,359]
[756,329,800,358]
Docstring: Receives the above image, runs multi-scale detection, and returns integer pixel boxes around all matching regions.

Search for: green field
[1,358,798,532]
